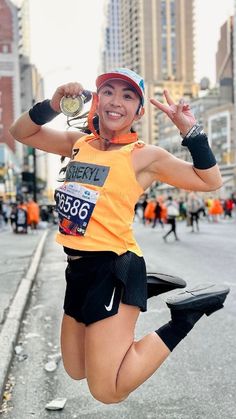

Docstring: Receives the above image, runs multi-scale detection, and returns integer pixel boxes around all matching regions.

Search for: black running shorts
[63,251,147,325]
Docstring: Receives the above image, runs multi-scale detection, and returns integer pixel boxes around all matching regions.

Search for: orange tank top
[55,135,144,256]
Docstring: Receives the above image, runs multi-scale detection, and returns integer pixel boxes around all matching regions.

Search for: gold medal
[60,96,84,117]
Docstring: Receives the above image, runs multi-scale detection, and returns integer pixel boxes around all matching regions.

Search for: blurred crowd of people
[135,192,235,241]
[0,196,58,234]
[1,192,235,237]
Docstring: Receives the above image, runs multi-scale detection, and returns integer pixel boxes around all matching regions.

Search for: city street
[1,1,236,418]
[1,217,236,419]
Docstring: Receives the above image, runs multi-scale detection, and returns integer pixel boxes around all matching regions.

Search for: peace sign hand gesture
[150,90,196,137]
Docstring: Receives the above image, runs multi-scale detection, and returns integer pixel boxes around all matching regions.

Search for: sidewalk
[0,227,48,399]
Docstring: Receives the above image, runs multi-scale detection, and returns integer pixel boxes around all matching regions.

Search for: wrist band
[181,133,217,169]
[29,99,60,125]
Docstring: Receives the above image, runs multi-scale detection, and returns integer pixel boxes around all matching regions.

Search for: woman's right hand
[50,82,85,113]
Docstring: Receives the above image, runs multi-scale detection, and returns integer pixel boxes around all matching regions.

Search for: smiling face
[97,79,144,139]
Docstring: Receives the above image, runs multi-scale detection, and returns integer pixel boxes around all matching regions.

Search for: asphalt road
[2,218,236,419]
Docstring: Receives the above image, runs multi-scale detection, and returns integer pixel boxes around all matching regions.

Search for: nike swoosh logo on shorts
[104,287,116,311]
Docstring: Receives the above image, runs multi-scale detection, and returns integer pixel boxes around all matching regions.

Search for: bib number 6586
[56,192,89,220]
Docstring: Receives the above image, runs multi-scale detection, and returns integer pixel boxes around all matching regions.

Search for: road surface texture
[1,218,236,419]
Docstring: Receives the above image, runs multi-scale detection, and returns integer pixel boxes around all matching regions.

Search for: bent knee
[64,365,85,381]
[89,387,128,404]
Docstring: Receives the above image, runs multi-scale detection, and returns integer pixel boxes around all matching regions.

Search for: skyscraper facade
[0,0,22,197]
[234,0,236,170]
[101,0,198,144]
[216,16,234,103]
[100,0,121,72]
[0,0,21,152]
[234,0,236,104]
[0,0,46,200]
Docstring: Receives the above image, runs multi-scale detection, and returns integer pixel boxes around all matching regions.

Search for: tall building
[234,0,236,163]
[100,0,121,72]
[17,0,47,201]
[234,0,236,94]
[101,0,198,144]
[0,0,22,198]
[0,0,46,200]
[234,0,236,103]
[216,16,234,103]
[214,15,235,194]
[233,0,236,194]
[0,0,21,152]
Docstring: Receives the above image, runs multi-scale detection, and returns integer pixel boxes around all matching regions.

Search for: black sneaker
[147,273,186,298]
[165,284,230,316]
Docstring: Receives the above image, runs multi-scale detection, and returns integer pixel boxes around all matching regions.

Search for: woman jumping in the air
[10,68,229,404]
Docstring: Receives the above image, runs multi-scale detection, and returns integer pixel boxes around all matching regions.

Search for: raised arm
[9,82,86,158]
[146,91,222,192]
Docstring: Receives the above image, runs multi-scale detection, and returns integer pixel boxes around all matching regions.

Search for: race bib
[55,183,99,236]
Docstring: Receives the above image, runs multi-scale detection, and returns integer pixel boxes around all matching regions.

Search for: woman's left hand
[150,90,196,137]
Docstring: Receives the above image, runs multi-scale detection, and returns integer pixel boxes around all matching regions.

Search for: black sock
[155,309,204,351]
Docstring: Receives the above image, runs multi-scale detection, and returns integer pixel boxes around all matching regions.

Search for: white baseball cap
[96,68,145,106]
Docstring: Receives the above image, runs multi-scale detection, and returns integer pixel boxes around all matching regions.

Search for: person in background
[141,195,148,224]
[0,197,4,230]
[223,197,234,218]
[163,196,180,241]
[178,197,187,220]
[40,205,50,222]
[15,200,28,234]
[27,197,40,230]
[10,203,17,232]
[205,196,213,221]
[1,201,11,226]
[186,192,202,232]
[144,198,156,225]
[208,197,224,222]
[152,199,164,229]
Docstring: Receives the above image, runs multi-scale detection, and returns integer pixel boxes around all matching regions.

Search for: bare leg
[60,314,86,380]
[85,303,170,404]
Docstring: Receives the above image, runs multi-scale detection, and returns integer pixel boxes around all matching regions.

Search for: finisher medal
[60,96,84,117]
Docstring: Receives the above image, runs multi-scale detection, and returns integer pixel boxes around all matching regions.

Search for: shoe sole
[166,284,230,313]
[147,273,186,298]
[147,273,186,287]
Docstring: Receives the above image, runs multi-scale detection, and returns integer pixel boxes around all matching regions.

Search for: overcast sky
[28,0,106,96]
[195,0,234,84]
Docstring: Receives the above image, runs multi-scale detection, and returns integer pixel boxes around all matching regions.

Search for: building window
[161,0,167,27]
[210,114,230,165]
